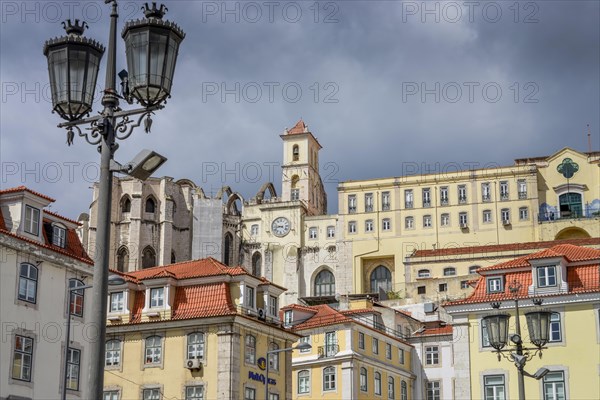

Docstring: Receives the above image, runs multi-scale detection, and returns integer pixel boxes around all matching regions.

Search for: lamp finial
[62,19,88,36]
[143,2,168,19]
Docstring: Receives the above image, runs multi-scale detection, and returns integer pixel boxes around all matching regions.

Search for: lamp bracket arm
[63,124,103,147]
[109,160,132,174]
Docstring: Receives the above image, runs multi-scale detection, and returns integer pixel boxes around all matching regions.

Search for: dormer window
[245,286,255,309]
[52,225,67,248]
[486,276,504,293]
[150,287,164,308]
[24,205,40,235]
[284,310,293,325]
[537,265,557,287]
[417,269,431,278]
[269,295,278,316]
[110,292,125,313]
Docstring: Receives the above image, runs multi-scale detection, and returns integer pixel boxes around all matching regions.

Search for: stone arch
[144,195,157,213]
[120,195,131,213]
[175,178,197,188]
[256,182,277,203]
[223,232,234,266]
[226,192,244,216]
[369,265,392,293]
[116,246,129,272]
[215,186,233,200]
[555,227,591,240]
[312,266,336,297]
[141,246,156,269]
[251,251,262,277]
[291,175,300,189]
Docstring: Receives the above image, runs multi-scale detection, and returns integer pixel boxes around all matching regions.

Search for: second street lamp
[43,2,185,399]
[265,342,312,400]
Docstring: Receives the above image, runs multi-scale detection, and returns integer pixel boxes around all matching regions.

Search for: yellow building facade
[102,258,300,400]
[444,244,600,400]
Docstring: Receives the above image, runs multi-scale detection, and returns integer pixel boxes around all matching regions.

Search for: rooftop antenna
[587,124,592,152]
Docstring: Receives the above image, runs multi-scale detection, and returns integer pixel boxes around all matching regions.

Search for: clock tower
[280,119,327,215]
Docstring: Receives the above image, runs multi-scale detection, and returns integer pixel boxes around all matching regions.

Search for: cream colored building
[0,186,94,400]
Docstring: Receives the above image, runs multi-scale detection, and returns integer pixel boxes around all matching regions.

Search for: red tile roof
[445,245,600,306]
[412,325,453,337]
[287,119,308,135]
[44,210,81,226]
[0,186,55,202]
[340,308,381,316]
[172,283,237,319]
[127,257,248,281]
[290,304,351,330]
[0,207,6,230]
[411,237,600,258]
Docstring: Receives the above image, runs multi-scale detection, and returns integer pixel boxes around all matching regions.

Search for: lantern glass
[483,314,510,350]
[525,310,552,348]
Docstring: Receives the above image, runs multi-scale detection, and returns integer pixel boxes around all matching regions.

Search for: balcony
[318,344,339,358]
[538,207,599,222]
[482,195,491,202]
[458,197,467,204]
[518,192,528,199]
[405,202,413,209]
[422,201,431,208]
[382,204,390,211]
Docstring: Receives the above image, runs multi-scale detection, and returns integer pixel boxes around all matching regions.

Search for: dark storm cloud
[1,0,598,216]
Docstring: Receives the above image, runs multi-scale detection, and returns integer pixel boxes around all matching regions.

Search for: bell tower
[280,119,327,215]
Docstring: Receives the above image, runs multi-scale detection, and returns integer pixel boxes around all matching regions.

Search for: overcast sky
[1,0,598,218]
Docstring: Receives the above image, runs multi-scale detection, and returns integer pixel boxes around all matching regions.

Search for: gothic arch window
[142,246,156,269]
[314,269,335,297]
[145,197,156,213]
[291,175,300,201]
[120,196,131,215]
[370,265,392,293]
[223,233,233,266]
[293,145,299,161]
[171,251,176,264]
[117,246,129,272]
[252,252,262,277]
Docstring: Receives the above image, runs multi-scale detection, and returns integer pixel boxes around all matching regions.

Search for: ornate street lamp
[483,282,552,400]
[265,342,312,400]
[43,2,184,399]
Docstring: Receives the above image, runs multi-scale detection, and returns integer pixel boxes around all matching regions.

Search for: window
[348,221,357,234]
[440,186,449,205]
[245,335,256,364]
[483,209,492,223]
[461,280,470,289]
[291,188,300,201]
[537,266,557,287]
[105,339,121,366]
[185,385,204,400]
[423,214,432,228]
[142,246,156,269]
[24,205,40,235]
[298,370,310,393]
[358,332,365,349]
[543,371,565,400]
[245,286,255,308]
[108,292,125,313]
[187,332,205,360]
[386,343,392,359]
[53,225,67,247]
[372,337,379,354]
[459,212,468,226]
[69,279,85,317]
[469,265,480,274]
[365,193,374,212]
[500,181,509,200]
[251,252,261,277]
[143,388,161,400]
[66,348,81,390]
[145,336,162,364]
[417,286,426,295]
[18,263,38,303]
[549,313,562,342]
[482,318,491,347]
[348,195,357,213]
[365,219,374,232]
[484,375,505,400]
[482,182,491,202]
[103,391,119,400]
[12,335,33,381]
[268,342,279,371]
[309,227,318,239]
[399,348,405,364]
[292,144,299,161]
[299,336,311,352]
[422,188,431,207]
[458,185,467,203]
[388,377,395,399]
[323,366,336,391]
[370,265,392,292]
[324,332,337,357]
[443,267,456,276]
[487,277,503,293]
[418,269,431,278]
[427,381,441,400]
[519,207,529,220]
[439,283,447,292]
[360,367,368,391]
[121,196,131,214]
[327,225,335,238]
[441,213,449,226]
[382,191,390,210]
[501,208,510,223]
[250,224,259,236]
[405,216,414,229]
[284,310,292,325]
[401,381,408,400]
[150,287,164,308]
[382,218,391,231]
[425,346,439,365]
[244,387,256,400]
[374,371,382,395]
[145,197,156,213]
[269,295,278,316]
[404,190,413,208]
[518,179,527,199]
[314,270,335,297]
[117,246,129,272]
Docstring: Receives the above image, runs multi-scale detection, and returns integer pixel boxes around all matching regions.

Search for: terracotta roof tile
[127,257,248,281]
[287,119,308,135]
[292,304,350,330]
[130,290,145,323]
[44,210,81,226]
[172,283,237,319]
[0,186,55,202]
[340,308,381,316]
[413,325,453,336]
[0,207,6,230]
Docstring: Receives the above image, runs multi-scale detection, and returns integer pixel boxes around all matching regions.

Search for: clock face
[271,217,291,237]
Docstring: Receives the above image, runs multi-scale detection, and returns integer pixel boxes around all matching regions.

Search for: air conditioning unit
[107,315,122,322]
[258,308,266,321]
[186,359,202,370]
[460,223,468,229]
[146,311,160,317]
[502,219,511,226]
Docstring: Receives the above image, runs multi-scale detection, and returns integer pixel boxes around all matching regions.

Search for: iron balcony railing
[538,207,599,222]
[318,344,339,358]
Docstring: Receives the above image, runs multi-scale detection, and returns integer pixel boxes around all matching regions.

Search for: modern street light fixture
[44,2,184,399]
[265,342,312,400]
[482,281,553,400]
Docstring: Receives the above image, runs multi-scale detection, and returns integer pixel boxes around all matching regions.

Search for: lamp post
[44,2,184,399]
[265,342,312,400]
[482,281,552,400]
